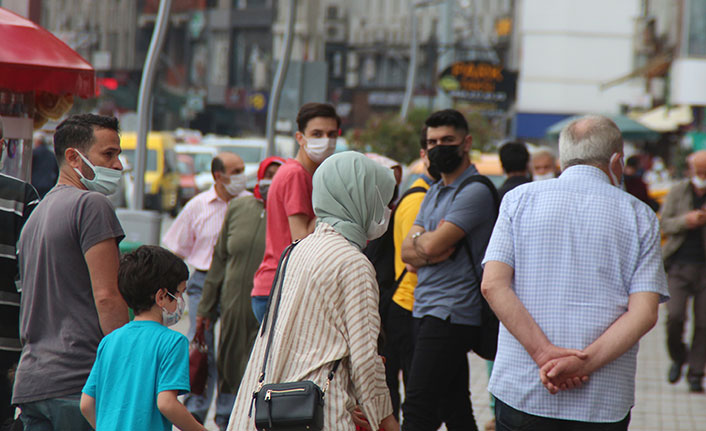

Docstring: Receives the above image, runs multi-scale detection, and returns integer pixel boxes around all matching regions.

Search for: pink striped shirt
[162,186,251,271]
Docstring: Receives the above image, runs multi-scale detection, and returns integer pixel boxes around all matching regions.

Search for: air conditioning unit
[325,24,345,42]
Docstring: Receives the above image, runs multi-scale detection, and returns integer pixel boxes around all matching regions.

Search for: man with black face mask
[401,109,497,431]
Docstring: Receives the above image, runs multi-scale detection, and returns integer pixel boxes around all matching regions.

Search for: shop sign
[438,61,518,111]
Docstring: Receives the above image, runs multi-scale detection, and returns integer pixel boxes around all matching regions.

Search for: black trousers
[0,350,20,428]
[495,398,630,431]
[402,315,480,431]
[382,302,415,420]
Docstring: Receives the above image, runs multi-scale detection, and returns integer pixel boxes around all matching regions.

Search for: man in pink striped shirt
[162,151,249,427]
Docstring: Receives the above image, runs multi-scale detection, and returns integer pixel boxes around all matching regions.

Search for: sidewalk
[180,303,704,431]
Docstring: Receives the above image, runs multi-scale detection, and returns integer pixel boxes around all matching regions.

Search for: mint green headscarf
[312,151,396,249]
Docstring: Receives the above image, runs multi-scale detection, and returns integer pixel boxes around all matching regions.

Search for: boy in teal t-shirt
[80,246,206,431]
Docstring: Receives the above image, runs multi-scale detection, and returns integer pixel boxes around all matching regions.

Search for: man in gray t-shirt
[13,114,128,431]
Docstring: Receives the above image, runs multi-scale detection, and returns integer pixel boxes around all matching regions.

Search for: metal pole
[436,0,454,109]
[400,2,418,121]
[266,0,297,157]
[132,0,172,210]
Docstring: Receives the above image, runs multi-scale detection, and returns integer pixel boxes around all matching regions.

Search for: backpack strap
[452,175,500,209]
[389,185,428,291]
[451,175,500,282]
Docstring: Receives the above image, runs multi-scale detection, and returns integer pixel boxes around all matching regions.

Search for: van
[119,132,180,214]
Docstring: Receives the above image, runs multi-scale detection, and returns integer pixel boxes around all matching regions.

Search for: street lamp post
[400,4,418,121]
[401,0,448,120]
[266,0,297,157]
[133,0,172,210]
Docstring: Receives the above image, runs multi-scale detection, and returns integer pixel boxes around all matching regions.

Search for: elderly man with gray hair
[481,115,669,431]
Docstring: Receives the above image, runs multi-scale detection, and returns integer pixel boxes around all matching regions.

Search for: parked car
[119,132,180,214]
[175,143,218,191]
[177,154,198,206]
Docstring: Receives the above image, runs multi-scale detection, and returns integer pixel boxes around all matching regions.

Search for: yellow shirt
[391,177,430,311]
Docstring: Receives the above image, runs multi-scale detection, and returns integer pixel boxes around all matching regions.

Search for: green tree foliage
[347,106,500,165]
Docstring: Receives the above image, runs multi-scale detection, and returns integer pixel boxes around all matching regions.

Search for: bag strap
[255,240,341,396]
[257,241,298,390]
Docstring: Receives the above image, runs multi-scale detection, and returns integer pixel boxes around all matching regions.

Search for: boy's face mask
[162,291,185,327]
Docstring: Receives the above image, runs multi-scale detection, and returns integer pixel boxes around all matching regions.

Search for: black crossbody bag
[249,241,341,431]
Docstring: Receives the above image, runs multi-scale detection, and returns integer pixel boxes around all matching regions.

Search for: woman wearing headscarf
[227,152,399,431]
[195,156,285,430]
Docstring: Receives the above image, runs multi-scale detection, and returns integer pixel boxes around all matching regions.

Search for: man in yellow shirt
[384,128,437,419]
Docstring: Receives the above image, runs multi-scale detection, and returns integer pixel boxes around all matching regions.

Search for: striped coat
[227,223,392,430]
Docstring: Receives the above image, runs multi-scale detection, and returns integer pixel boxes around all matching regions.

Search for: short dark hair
[296,103,341,133]
[419,125,428,149]
[54,114,119,164]
[424,109,469,135]
[626,155,641,169]
[499,141,530,173]
[118,245,189,314]
[211,156,224,177]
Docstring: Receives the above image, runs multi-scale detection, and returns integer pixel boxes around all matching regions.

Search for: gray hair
[558,115,623,170]
[531,146,556,162]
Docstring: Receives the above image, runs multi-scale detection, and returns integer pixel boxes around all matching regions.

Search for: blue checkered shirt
[482,165,669,423]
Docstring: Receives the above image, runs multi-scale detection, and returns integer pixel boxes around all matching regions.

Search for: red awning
[0,7,94,98]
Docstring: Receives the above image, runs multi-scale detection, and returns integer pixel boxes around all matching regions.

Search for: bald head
[688,151,706,171]
[211,152,244,180]
[559,115,623,170]
[688,151,706,188]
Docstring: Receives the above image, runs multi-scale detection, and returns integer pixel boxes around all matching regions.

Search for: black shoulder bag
[453,175,500,361]
[249,241,341,431]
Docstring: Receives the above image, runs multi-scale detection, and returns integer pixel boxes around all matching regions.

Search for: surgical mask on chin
[73,150,122,195]
[303,137,336,163]
[366,187,392,241]
[532,172,554,181]
[162,292,185,327]
[609,153,625,188]
[224,173,247,196]
[258,178,272,201]
[692,176,706,190]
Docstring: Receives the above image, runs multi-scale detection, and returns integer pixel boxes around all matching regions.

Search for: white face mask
[303,136,336,163]
[692,176,706,190]
[224,173,247,196]
[609,153,624,188]
[532,172,554,181]
[162,292,185,327]
[366,187,392,241]
[73,150,122,195]
[258,178,273,201]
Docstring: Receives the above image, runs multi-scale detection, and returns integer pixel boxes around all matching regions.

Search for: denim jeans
[494,398,630,431]
[18,393,92,431]
[251,295,269,324]
[183,270,225,424]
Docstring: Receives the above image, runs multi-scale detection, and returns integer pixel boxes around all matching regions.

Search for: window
[326,5,339,19]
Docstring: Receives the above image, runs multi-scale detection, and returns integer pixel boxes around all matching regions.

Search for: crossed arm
[400,221,463,268]
[481,261,660,393]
